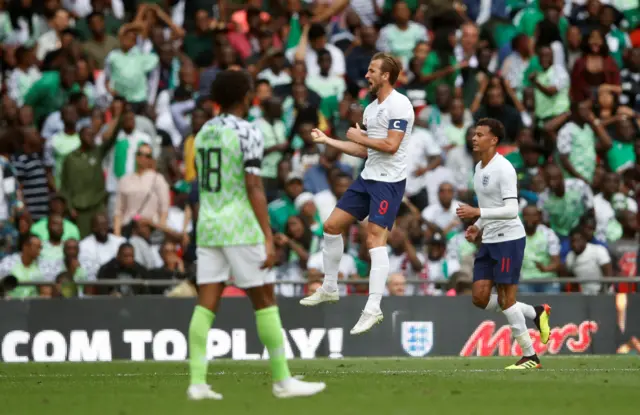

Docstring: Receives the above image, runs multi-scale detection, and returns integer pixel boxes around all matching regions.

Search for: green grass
[1,356,639,415]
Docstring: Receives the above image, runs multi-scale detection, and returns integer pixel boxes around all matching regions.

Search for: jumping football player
[187,70,326,399]
[300,52,414,335]
[456,118,551,369]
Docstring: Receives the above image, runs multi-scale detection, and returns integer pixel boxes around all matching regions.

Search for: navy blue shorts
[336,175,406,230]
[473,237,526,285]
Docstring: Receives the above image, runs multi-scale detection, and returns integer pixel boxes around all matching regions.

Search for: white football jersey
[473,154,525,243]
[360,89,414,182]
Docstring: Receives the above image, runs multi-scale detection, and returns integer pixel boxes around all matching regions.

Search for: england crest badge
[482,174,490,187]
[401,321,434,357]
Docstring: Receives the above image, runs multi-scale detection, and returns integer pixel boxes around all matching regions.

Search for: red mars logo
[460,321,599,356]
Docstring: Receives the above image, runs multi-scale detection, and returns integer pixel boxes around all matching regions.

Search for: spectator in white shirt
[424,164,455,208]
[79,213,126,266]
[386,273,407,296]
[257,50,292,88]
[306,49,347,102]
[424,232,460,295]
[422,182,462,236]
[128,220,163,270]
[388,227,425,296]
[104,108,153,219]
[62,0,94,18]
[7,46,41,106]
[37,8,70,61]
[376,1,428,69]
[565,228,613,295]
[286,23,346,77]
[594,172,637,242]
[445,126,475,198]
[405,125,442,211]
[314,171,353,223]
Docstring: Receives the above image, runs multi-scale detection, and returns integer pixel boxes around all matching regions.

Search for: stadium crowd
[0,0,639,299]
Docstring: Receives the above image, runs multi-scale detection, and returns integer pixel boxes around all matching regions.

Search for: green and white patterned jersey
[195,114,265,247]
[521,224,561,280]
[537,178,594,237]
[556,121,596,182]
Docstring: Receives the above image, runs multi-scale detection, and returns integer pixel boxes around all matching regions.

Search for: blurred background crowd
[0,0,639,299]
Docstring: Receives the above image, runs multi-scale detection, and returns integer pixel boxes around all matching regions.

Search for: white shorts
[196,245,276,288]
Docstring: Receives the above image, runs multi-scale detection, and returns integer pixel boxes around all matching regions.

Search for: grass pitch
[1,356,638,415]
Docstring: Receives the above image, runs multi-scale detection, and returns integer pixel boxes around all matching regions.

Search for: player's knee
[323,219,343,236]
[365,232,385,250]
[472,292,489,309]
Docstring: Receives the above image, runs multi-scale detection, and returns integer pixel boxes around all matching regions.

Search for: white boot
[273,377,326,399]
[299,286,339,306]
[350,310,383,335]
[187,384,223,401]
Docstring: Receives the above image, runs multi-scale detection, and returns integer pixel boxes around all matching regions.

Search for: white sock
[484,294,501,312]
[364,247,389,314]
[518,302,536,320]
[321,233,343,293]
[486,294,536,320]
[502,304,536,356]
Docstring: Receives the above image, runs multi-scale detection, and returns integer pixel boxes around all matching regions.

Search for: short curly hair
[210,70,253,112]
[475,118,506,143]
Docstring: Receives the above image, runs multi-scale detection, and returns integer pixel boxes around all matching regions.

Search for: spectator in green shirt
[47,104,80,189]
[505,128,534,170]
[306,49,346,125]
[538,164,595,259]
[39,214,65,261]
[183,9,215,67]
[60,118,120,238]
[514,140,546,190]
[74,0,122,42]
[23,65,78,125]
[30,195,81,243]
[421,27,467,104]
[255,97,288,199]
[513,0,568,40]
[520,205,561,294]
[104,23,159,110]
[268,172,304,234]
[607,118,638,173]
[0,233,47,298]
[376,1,428,68]
[40,238,99,297]
[524,44,570,123]
[556,100,613,183]
[599,5,630,70]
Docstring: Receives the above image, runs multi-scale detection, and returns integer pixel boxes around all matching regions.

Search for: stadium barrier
[11,276,640,287]
[0,294,638,362]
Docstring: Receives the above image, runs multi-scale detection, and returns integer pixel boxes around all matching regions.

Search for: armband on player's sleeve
[244,159,262,176]
[388,119,408,132]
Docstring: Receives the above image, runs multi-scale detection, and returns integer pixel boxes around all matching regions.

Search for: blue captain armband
[388,119,408,132]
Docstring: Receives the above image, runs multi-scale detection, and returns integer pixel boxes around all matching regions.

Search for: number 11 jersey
[194,113,265,247]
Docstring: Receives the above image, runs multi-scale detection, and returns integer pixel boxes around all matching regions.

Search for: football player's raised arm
[347,120,407,154]
[313,129,368,158]
[243,128,273,244]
